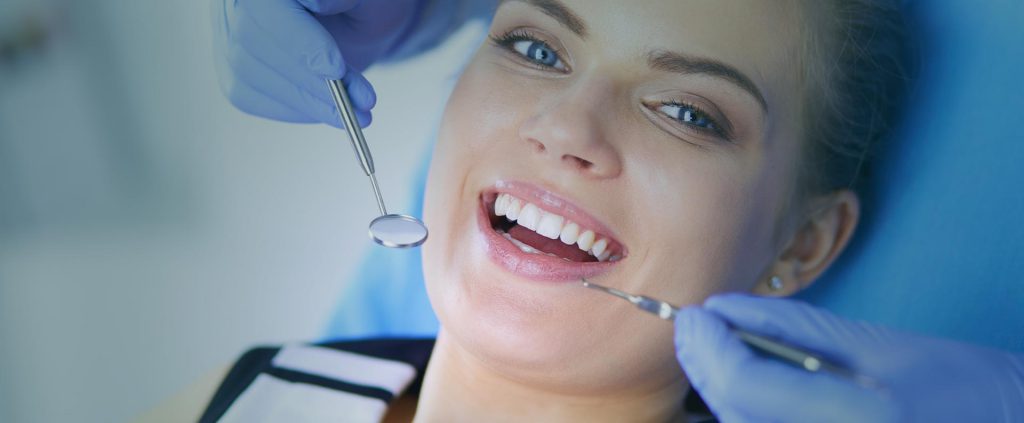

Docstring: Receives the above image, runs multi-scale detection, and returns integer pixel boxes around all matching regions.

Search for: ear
[753,190,860,296]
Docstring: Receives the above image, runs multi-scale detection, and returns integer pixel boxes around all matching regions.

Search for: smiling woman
[418,1,820,419]
[415,0,904,419]
[174,0,911,421]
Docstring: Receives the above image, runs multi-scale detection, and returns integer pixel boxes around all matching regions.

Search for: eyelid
[667,97,733,137]
[489,27,571,73]
[661,101,729,138]
[643,98,735,142]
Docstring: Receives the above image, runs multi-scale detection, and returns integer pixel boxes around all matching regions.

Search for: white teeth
[536,212,564,239]
[495,193,509,216]
[491,193,622,261]
[576,230,595,251]
[503,232,564,259]
[591,238,608,258]
[518,203,541,230]
[559,221,580,245]
[506,197,522,220]
[502,231,538,254]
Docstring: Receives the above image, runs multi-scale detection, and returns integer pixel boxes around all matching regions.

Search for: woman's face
[422,0,805,393]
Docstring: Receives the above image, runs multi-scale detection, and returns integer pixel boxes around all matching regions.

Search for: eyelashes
[489,29,568,72]
[655,101,730,139]
[489,28,732,141]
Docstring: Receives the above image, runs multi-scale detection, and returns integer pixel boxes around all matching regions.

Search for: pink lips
[476,181,626,283]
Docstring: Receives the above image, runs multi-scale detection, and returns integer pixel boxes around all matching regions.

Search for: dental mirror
[369,214,428,248]
[327,78,428,248]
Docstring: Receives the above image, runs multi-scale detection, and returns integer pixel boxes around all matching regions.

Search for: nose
[517,77,623,179]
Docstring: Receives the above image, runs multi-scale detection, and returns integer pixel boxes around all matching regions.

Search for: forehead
[498,0,804,111]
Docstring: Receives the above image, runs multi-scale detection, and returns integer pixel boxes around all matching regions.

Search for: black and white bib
[199,338,434,423]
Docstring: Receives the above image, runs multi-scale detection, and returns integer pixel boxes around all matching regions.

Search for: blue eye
[490,29,568,71]
[658,102,721,133]
[512,40,564,69]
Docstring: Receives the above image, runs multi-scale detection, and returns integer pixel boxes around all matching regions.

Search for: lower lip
[476,195,620,282]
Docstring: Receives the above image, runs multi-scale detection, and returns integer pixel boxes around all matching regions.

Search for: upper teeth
[493,193,620,262]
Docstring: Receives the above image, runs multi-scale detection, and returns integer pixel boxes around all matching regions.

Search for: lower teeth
[500,231,573,262]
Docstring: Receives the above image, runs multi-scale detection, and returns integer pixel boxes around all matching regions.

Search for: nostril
[528,139,546,153]
[562,155,594,170]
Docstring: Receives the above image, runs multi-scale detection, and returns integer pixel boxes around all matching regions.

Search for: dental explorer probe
[580,279,880,389]
[326,79,428,248]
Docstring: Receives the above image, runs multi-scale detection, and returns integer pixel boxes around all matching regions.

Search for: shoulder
[199,338,435,423]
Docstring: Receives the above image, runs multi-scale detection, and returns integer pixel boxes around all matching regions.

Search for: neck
[413,331,689,422]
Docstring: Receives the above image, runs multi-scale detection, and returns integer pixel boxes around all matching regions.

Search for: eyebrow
[649,50,768,112]
[503,0,587,38]
[503,0,767,112]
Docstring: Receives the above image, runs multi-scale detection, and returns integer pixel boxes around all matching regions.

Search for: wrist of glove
[674,294,1024,423]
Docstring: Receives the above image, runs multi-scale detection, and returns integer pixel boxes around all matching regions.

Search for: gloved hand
[674,294,1024,423]
[211,0,423,128]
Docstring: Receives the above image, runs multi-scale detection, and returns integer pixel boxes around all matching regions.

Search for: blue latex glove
[675,294,1024,422]
[211,0,423,128]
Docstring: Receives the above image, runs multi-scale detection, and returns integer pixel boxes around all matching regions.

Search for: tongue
[508,224,596,262]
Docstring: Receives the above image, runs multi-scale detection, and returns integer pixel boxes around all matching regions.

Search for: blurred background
[0,0,482,421]
[3,0,1023,422]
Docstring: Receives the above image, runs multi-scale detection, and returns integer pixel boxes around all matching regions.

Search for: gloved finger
[338,0,415,37]
[331,70,375,128]
[703,294,896,365]
[295,0,361,15]
[232,5,333,105]
[733,361,899,422]
[674,306,743,418]
[224,60,372,128]
[353,106,373,128]
[233,3,377,112]
[311,0,416,71]
[213,5,311,123]
[242,0,346,79]
[343,70,378,112]
[229,39,345,127]
[232,46,374,128]
[675,307,899,423]
[223,75,317,123]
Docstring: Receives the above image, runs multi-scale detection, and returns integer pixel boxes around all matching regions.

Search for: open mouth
[481,190,626,263]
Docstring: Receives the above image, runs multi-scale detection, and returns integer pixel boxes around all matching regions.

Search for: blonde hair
[799,0,912,197]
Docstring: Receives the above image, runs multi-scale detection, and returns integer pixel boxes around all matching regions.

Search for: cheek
[440,59,531,151]
[627,145,783,303]
[421,60,523,308]
[423,61,508,221]
[422,58,545,279]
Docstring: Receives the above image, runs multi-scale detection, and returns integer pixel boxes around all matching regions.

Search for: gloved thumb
[296,0,362,15]
[703,294,898,366]
[674,305,899,422]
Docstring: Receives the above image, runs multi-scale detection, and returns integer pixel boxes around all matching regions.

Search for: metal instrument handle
[327,79,375,176]
[327,79,387,216]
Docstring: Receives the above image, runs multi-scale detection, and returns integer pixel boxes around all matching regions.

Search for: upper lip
[483,179,628,255]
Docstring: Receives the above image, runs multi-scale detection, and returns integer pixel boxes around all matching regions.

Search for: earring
[768,276,785,291]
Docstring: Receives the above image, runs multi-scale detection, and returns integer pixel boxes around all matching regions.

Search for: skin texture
[414,0,860,421]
